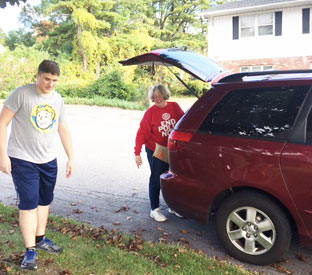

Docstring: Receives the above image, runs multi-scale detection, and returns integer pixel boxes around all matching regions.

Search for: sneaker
[21,249,37,270]
[150,208,167,222]
[168,208,184,218]
[36,237,63,253]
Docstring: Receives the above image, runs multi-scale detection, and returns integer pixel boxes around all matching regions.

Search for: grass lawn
[0,203,254,275]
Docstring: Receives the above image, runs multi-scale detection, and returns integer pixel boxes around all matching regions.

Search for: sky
[0,0,40,34]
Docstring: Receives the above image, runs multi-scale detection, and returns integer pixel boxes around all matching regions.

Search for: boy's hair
[38,60,60,76]
[149,84,171,102]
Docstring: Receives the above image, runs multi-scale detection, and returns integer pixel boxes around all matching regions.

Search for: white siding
[208,6,312,61]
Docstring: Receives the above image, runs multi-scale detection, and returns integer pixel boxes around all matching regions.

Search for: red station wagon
[120,49,312,265]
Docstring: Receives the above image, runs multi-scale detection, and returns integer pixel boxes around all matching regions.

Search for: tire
[216,191,291,265]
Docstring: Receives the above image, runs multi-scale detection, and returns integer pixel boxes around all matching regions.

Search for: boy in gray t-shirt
[0,60,74,270]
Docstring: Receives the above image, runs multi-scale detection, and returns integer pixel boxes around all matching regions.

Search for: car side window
[306,109,312,144]
[199,86,309,139]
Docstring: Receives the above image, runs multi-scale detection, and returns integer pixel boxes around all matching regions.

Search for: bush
[170,79,211,97]
[86,70,143,101]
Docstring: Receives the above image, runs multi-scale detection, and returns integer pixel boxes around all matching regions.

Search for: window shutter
[233,16,239,40]
[303,8,310,34]
[275,11,282,36]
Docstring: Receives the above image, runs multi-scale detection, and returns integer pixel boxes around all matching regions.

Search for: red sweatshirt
[135,101,184,155]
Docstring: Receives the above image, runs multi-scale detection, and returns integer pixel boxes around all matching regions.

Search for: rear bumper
[160,170,210,222]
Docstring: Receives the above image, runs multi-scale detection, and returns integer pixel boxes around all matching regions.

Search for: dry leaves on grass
[60,270,71,275]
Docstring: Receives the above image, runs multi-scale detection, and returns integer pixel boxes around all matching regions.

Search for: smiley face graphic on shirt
[30,104,57,133]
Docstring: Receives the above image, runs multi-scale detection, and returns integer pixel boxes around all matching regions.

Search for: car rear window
[199,86,310,139]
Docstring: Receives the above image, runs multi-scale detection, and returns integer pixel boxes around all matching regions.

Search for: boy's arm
[0,106,15,175]
[58,121,74,178]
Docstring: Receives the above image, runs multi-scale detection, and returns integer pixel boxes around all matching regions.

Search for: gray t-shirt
[4,84,66,164]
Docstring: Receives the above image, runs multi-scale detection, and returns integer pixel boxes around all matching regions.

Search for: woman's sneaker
[168,208,183,218]
[36,237,63,253]
[21,249,37,270]
[150,208,167,222]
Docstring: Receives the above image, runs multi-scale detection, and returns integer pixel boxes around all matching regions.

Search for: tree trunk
[77,21,88,72]
[96,59,100,80]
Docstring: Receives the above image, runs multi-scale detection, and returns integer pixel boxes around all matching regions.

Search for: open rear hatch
[119,48,228,83]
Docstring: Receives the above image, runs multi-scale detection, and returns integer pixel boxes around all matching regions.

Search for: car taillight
[168,130,193,151]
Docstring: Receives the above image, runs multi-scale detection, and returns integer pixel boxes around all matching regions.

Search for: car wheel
[216,191,291,265]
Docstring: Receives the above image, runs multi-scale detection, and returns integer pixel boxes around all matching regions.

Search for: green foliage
[83,70,143,101]
[64,96,148,110]
[170,79,211,97]
[0,28,5,44]
[0,0,231,109]
[0,0,26,8]
[5,28,35,50]
[0,45,50,92]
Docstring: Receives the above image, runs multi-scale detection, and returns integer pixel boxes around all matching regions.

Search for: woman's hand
[135,155,142,168]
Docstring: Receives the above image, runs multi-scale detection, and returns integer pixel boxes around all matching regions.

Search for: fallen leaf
[44,257,54,266]
[177,237,189,244]
[157,227,164,232]
[113,222,120,226]
[180,229,189,234]
[126,216,132,220]
[271,264,293,274]
[60,270,71,275]
[114,205,129,213]
[158,237,168,243]
[296,254,307,262]
[70,202,77,206]
[73,209,83,214]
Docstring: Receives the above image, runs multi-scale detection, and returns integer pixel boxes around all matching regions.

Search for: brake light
[168,130,193,151]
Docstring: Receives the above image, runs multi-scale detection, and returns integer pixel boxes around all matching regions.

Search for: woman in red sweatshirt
[135,84,184,222]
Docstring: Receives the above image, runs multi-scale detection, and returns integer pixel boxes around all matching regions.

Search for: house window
[240,13,273,38]
[241,15,255,37]
[240,65,274,72]
[302,8,310,34]
[258,13,274,35]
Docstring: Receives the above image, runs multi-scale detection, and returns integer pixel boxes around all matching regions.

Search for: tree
[0,28,6,44]
[0,0,27,8]
[5,28,35,50]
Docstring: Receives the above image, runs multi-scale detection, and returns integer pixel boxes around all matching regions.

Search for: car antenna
[163,62,199,98]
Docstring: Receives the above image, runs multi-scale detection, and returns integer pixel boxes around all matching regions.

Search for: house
[200,0,312,72]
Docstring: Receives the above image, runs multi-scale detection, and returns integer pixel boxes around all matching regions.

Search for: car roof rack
[219,69,312,83]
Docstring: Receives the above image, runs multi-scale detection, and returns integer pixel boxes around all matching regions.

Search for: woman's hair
[149,84,171,102]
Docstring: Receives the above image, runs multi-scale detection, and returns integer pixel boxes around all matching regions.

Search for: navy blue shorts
[10,157,58,210]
